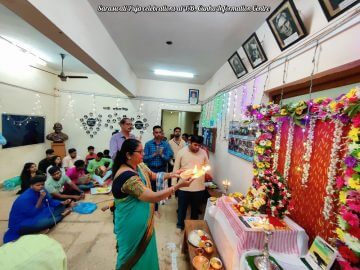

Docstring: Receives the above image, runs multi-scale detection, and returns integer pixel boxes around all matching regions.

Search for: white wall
[202,0,360,193]
[137,78,204,101]
[56,75,201,158]
[28,0,138,96]
[0,64,57,180]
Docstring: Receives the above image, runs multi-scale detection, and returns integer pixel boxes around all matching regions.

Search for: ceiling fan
[30,53,88,81]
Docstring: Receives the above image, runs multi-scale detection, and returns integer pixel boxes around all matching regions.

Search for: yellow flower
[348,178,360,190]
[313,97,324,103]
[253,104,260,109]
[257,162,265,169]
[329,101,337,112]
[280,109,287,115]
[298,101,305,106]
[336,228,345,241]
[268,125,274,132]
[339,191,347,204]
[295,107,303,115]
[345,88,357,98]
[253,169,258,176]
[240,207,245,213]
[257,148,265,155]
[265,162,270,168]
[266,140,272,147]
[348,128,359,142]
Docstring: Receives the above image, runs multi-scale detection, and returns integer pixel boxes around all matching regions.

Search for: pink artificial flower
[347,201,360,213]
[336,176,345,189]
[342,210,359,227]
[345,168,355,178]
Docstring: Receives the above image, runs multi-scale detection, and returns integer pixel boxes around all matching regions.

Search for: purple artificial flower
[336,114,350,124]
[345,156,358,168]
[336,93,345,101]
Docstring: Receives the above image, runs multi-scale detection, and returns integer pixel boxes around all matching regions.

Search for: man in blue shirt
[144,125,173,216]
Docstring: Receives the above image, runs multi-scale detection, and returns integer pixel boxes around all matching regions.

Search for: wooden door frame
[266,60,360,103]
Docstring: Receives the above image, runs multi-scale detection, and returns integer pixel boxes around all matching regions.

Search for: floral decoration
[272,121,283,172]
[246,87,359,269]
[283,120,295,182]
[301,117,316,186]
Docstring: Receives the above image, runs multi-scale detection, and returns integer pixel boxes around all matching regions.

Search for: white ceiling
[88,0,282,84]
[0,4,93,74]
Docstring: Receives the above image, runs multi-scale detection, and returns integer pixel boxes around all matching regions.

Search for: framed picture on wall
[318,0,359,21]
[228,121,255,162]
[266,0,307,51]
[228,52,248,79]
[242,33,267,69]
[202,127,217,153]
[189,89,199,105]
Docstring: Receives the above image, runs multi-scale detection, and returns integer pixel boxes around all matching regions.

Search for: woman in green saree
[112,139,194,270]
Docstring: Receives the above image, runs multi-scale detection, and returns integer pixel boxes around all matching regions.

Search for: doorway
[161,110,201,140]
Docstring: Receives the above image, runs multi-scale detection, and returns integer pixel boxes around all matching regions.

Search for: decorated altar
[201,87,360,269]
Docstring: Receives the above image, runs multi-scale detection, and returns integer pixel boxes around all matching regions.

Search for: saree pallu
[114,163,159,270]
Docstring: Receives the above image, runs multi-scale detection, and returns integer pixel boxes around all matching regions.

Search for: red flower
[348,226,360,239]
[338,246,359,264]
[345,168,355,178]
[353,113,360,128]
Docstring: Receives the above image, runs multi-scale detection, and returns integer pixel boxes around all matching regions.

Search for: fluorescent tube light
[154,69,194,78]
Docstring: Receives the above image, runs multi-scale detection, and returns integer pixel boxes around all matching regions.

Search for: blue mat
[72,202,97,214]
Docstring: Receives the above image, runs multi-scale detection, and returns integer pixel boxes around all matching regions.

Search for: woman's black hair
[49,155,62,168]
[18,162,36,194]
[112,138,141,178]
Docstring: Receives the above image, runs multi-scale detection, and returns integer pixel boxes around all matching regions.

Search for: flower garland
[323,119,344,220]
[334,88,360,270]
[301,118,316,186]
[283,120,295,182]
[272,121,283,172]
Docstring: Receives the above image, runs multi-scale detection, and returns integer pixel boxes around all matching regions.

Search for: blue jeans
[78,182,94,191]
[93,170,112,185]
[18,205,65,235]
[177,190,204,229]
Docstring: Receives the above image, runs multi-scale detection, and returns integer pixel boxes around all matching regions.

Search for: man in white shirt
[168,127,186,191]
[172,135,209,231]
[62,148,81,171]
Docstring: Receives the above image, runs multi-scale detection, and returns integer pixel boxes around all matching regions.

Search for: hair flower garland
[283,120,295,182]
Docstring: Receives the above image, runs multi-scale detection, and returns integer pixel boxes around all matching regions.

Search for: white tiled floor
[0,190,191,270]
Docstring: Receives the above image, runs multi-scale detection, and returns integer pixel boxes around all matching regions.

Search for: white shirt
[62,155,81,169]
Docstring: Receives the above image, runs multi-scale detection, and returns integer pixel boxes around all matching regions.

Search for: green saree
[114,163,159,270]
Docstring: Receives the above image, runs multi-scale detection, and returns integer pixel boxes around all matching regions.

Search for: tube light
[154,69,194,78]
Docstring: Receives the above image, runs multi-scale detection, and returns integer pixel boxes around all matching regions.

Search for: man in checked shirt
[143,125,173,217]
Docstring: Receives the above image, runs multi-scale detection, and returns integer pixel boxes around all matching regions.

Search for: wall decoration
[246,88,358,250]
[318,0,359,21]
[202,127,217,153]
[80,113,103,138]
[228,51,248,79]
[266,0,308,51]
[2,114,45,148]
[242,33,267,69]
[228,121,256,161]
[188,89,199,105]
[134,120,144,130]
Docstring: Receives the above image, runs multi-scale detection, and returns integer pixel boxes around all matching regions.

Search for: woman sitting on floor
[3,175,75,244]
[112,139,194,270]
[46,155,65,178]
[16,162,41,195]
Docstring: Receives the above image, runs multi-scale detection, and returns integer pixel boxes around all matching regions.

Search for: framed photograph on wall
[188,89,199,105]
[266,0,307,51]
[202,127,217,153]
[228,121,255,162]
[318,0,359,21]
[242,33,267,69]
[228,52,248,79]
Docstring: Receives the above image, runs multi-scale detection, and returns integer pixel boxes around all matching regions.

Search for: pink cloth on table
[216,197,300,257]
